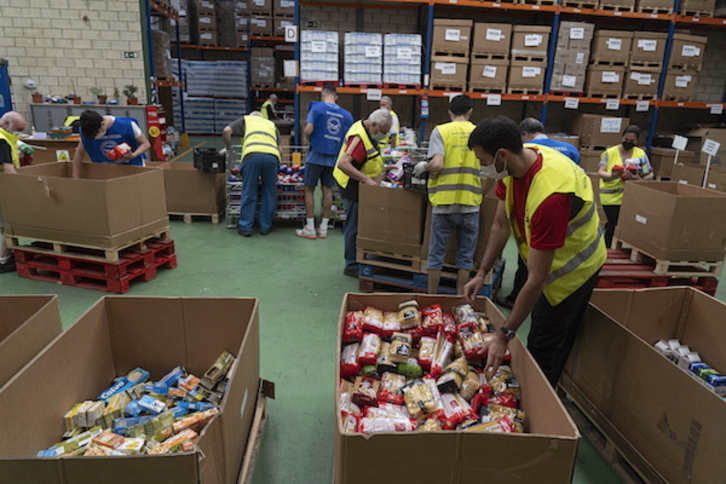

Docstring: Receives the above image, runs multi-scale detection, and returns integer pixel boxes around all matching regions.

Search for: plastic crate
[193,148,226,173]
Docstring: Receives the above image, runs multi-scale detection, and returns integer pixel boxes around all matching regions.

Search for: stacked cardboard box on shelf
[384,34,422,86]
[686,126,726,165]
[635,0,674,13]
[241,0,273,36]
[599,0,636,12]
[469,23,511,92]
[300,30,339,83]
[344,33,383,85]
[585,29,632,98]
[430,19,472,90]
[234,1,248,47]
[663,34,707,101]
[649,147,696,178]
[572,113,630,149]
[551,22,594,93]
[508,25,550,94]
[251,47,276,87]
[273,0,294,38]
[680,0,716,15]
[190,0,218,46]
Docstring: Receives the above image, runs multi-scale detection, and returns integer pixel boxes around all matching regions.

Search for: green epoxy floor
[3,140,723,483]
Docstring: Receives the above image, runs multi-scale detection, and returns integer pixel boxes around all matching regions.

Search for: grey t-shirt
[427,127,479,215]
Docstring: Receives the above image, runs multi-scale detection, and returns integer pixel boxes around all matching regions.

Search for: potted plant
[31,89,43,103]
[123,84,139,105]
[69,79,81,104]
[90,87,107,104]
[113,86,120,103]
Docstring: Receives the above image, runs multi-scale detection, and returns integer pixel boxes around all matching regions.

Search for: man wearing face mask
[333,108,393,277]
[0,111,27,273]
[464,116,606,387]
[72,110,151,178]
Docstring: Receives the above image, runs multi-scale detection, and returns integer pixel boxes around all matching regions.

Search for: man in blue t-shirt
[519,118,580,165]
[72,110,151,178]
[295,83,354,240]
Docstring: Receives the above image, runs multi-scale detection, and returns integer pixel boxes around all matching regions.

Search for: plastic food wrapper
[462,420,508,433]
[388,332,413,364]
[442,312,457,338]
[439,393,476,430]
[437,357,468,394]
[358,416,418,433]
[381,311,402,339]
[459,369,481,401]
[172,408,219,434]
[378,372,406,405]
[147,428,198,455]
[106,142,132,162]
[418,418,443,432]
[339,391,361,417]
[398,300,421,330]
[341,411,360,433]
[421,304,443,335]
[343,311,364,343]
[364,403,407,419]
[91,430,125,449]
[430,332,455,379]
[358,333,382,366]
[361,365,378,378]
[486,365,521,401]
[363,306,385,334]
[339,378,355,395]
[397,357,423,380]
[377,342,397,374]
[417,336,437,370]
[403,379,438,420]
[352,376,380,407]
[458,321,486,361]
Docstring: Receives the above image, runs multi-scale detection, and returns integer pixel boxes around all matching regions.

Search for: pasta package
[436,357,468,394]
[398,300,421,330]
[417,336,437,370]
[362,306,384,334]
[421,304,443,335]
[343,311,364,343]
[352,376,380,407]
[388,332,413,364]
[378,372,406,405]
[358,333,382,366]
[340,343,361,378]
[381,311,402,339]
[402,379,438,420]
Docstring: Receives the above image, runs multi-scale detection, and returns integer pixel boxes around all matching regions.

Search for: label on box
[486,28,503,41]
[525,34,543,47]
[564,97,579,109]
[638,39,657,52]
[605,99,620,110]
[708,183,717,189]
[201,0,214,7]
[200,17,213,24]
[711,104,724,115]
[635,214,647,224]
[486,94,502,106]
[601,117,622,133]
[253,18,267,26]
[601,71,620,83]
[702,139,721,157]
[281,0,294,6]
[445,29,461,42]
[678,179,689,184]
[576,52,585,64]
[562,75,577,87]
[675,75,692,88]
[365,46,381,57]
[522,66,541,78]
[672,134,688,150]
[311,41,327,53]
[638,74,653,85]
[200,33,213,40]
[397,47,412,60]
[630,72,641,81]
[570,27,585,40]
[435,62,456,74]
[682,45,700,57]
[607,38,622,50]
[253,0,265,5]
[636,100,650,112]
[482,65,497,78]
[366,89,382,101]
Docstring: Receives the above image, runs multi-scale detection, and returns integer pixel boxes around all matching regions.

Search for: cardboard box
[662,70,698,100]
[0,296,261,484]
[335,293,580,484]
[249,15,272,36]
[669,33,707,68]
[508,61,545,90]
[247,0,273,15]
[471,23,512,56]
[591,30,633,62]
[549,134,580,150]
[685,127,726,166]
[0,163,168,249]
[631,32,668,64]
[193,0,217,15]
[152,162,225,215]
[430,55,468,88]
[468,59,508,91]
[432,19,472,55]
[273,16,294,37]
[579,147,602,173]
[585,65,625,96]
[251,48,276,86]
[196,13,217,30]
[0,295,61,389]
[357,185,427,258]
[236,31,248,47]
[617,181,726,261]
[563,287,726,484]
[511,25,551,59]
[623,67,659,97]
[198,30,218,46]
[704,167,726,192]
[636,0,674,10]
[571,114,631,148]
[648,147,696,178]
[274,0,294,15]
[556,21,595,50]
[680,0,716,14]
[670,163,706,186]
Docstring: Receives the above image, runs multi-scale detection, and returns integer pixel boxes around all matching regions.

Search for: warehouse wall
[691,30,726,104]
[0,0,146,127]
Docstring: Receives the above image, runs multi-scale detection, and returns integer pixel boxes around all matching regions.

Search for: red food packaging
[380,311,401,339]
[342,311,364,343]
[377,372,405,405]
[352,376,380,408]
[421,304,443,336]
[358,416,418,433]
[106,143,131,161]
[341,411,360,433]
[340,343,361,378]
[405,325,424,343]
[438,393,476,430]
[442,313,457,338]
[417,336,437,370]
[458,321,486,361]
[430,333,455,379]
[488,394,518,409]
[362,306,384,334]
[357,333,381,366]
[497,414,516,433]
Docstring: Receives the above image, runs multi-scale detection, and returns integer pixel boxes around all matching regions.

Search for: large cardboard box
[334,293,580,484]
[248,0,273,15]
[196,13,217,30]
[0,163,168,249]
[579,147,602,173]
[511,25,551,59]
[617,181,726,261]
[273,16,294,37]
[668,33,707,68]
[680,0,716,15]
[430,56,468,88]
[685,127,726,166]
[193,0,217,14]
[563,287,726,484]
[471,23,512,56]
[636,0,674,10]
[549,134,580,150]
[153,162,225,215]
[585,65,625,96]
[468,59,508,91]
[572,114,630,148]
[0,296,261,484]
[662,70,698,101]
[508,61,545,90]
[432,19,473,55]
[649,147,696,178]
[623,68,659,97]
[703,167,726,192]
[274,0,294,15]
[630,32,668,64]
[249,15,273,36]
[0,295,61,389]
[670,163,706,186]
[198,30,218,46]
[358,185,427,258]
[590,30,633,62]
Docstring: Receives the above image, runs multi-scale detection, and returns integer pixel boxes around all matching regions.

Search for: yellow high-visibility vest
[427,121,482,207]
[333,120,383,188]
[261,100,274,120]
[0,128,20,170]
[240,115,280,161]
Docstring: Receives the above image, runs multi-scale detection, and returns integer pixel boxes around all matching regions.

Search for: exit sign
[123,51,139,59]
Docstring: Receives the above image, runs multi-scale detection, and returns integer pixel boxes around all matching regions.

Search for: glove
[218,147,229,157]
[413,161,428,177]
[17,141,34,156]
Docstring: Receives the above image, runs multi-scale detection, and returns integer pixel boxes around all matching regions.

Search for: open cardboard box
[0,296,262,484]
[563,287,726,484]
[0,163,168,249]
[0,295,62,389]
[334,293,580,484]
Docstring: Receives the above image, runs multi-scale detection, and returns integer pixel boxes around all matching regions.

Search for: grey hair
[518,117,545,135]
[249,110,263,117]
[0,111,22,126]
[368,108,392,127]
[380,96,392,106]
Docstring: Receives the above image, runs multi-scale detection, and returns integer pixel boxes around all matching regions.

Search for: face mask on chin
[371,131,386,142]
[480,154,509,179]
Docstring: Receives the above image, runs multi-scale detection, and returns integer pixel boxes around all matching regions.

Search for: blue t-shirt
[306,101,353,163]
[81,117,144,166]
[529,137,581,165]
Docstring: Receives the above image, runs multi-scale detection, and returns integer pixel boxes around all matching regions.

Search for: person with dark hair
[464,115,606,387]
[72,110,151,178]
[295,83,354,239]
[413,94,481,294]
[597,124,654,247]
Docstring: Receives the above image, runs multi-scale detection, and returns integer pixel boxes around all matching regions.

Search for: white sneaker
[295,227,317,239]
[317,226,328,239]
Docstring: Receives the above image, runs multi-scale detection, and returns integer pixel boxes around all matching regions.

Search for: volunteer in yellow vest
[333,108,393,277]
[222,111,282,236]
[464,116,606,386]
[261,94,278,121]
[0,111,27,273]
[412,95,481,294]
[378,96,399,149]
[597,124,654,247]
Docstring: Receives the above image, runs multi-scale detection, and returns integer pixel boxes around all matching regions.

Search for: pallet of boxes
[662,33,707,102]
[430,19,471,91]
[468,23,511,93]
[508,25,550,95]
[0,163,177,294]
[550,22,595,95]
[190,0,218,46]
[571,113,630,173]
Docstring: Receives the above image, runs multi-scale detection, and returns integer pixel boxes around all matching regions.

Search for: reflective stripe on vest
[505,144,606,305]
[427,121,482,207]
[599,145,647,206]
[378,109,397,149]
[0,128,20,169]
[241,116,280,161]
[333,120,384,189]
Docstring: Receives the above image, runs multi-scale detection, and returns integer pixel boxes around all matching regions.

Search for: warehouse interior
[1,0,726,483]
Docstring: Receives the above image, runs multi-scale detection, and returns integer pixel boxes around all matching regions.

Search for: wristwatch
[500,327,516,341]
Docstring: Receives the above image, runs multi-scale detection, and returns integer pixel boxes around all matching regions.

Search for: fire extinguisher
[420,94,429,119]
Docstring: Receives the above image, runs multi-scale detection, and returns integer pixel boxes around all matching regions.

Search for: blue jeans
[427,211,480,271]
[342,198,359,271]
[238,154,279,233]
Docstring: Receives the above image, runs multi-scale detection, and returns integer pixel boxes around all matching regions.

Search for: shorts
[304,163,335,188]
[427,212,480,271]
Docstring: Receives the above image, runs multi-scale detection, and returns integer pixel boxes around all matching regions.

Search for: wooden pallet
[343,83,383,89]
[468,86,505,93]
[169,212,221,224]
[667,63,702,72]
[599,3,636,11]
[679,9,714,16]
[611,238,724,277]
[661,95,694,102]
[636,5,673,13]
[559,375,668,484]
[237,380,275,484]
[511,55,547,63]
[357,248,422,272]
[590,58,628,66]
[586,92,622,99]
[563,0,599,8]
[507,87,544,95]
[471,53,509,60]
[520,0,558,4]
[432,51,469,59]
[623,93,657,100]
[382,83,422,90]
[430,84,467,92]
[5,228,172,263]
[629,61,663,69]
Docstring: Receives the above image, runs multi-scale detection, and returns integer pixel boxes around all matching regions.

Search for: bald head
[0,111,27,133]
